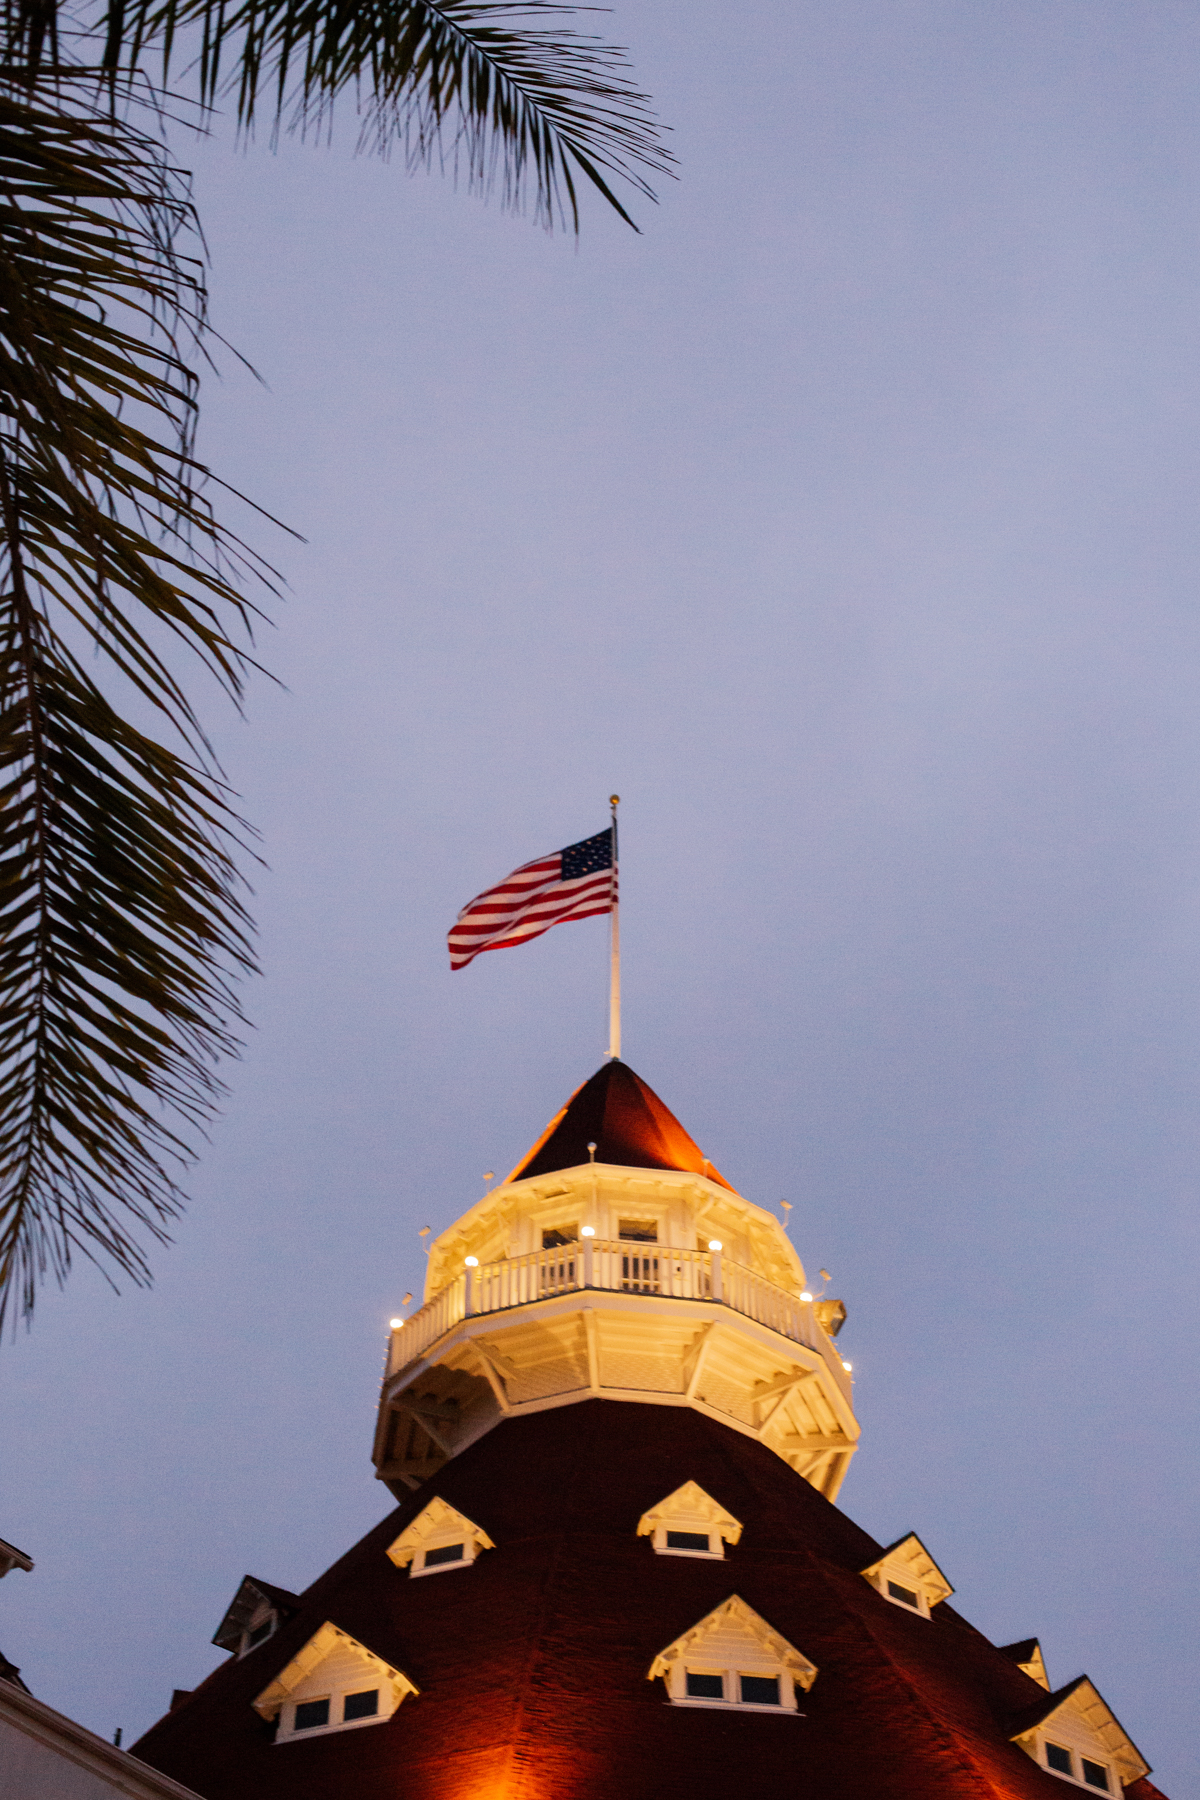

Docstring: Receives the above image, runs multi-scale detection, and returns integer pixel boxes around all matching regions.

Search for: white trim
[0,1680,204,1799]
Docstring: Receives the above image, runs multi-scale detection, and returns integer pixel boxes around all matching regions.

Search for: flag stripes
[449,831,616,971]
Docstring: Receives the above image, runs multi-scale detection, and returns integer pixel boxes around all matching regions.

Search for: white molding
[0,1679,204,1799]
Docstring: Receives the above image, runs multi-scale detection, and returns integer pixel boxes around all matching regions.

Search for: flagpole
[608,794,620,1060]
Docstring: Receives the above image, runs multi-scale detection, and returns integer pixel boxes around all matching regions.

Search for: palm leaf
[0,88,279,1330]
[114,0,673,229]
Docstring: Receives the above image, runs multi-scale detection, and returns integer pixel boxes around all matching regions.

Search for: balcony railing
[387,1240,851,1402]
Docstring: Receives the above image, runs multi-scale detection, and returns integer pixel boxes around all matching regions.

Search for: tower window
[293,1699,330,1732]
[685,1671,724,1699]
[1046,1743,1073,1775]
[666,1531,711,1553]
[542,1225,577,1248]
[618,1219,657,1242]
[423,1543,465,1568]
[1081,1761,1110,1791]
[343,1690,379,1722]
[886,1580,920,1609]
[740,1675,780,1705]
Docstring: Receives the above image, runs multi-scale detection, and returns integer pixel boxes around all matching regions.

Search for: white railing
[387,1241,850,1401]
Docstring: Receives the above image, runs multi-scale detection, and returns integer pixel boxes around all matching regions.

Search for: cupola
[374,1061,859,1499]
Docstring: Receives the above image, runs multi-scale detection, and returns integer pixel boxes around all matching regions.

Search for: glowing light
[708,1239,722,1252]
[389,1318,403,1331]
[580,1226,595,1238]
[842,1360,853,1373]
[464,1255,479,1268]
[800,1291,813,1303]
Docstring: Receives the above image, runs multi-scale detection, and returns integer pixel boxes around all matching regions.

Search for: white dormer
[212,1576,299,1657]
[648,1595,817,1712]
[1001,1637,1050,1690]
[1010,1677,1151,1792]
[860,1534,954,1619]
[386,1497,495,1577]
[637,1481,743,1560]
[253,1622,417,1742]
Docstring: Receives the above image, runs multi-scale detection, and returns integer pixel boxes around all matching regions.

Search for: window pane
[886,1580,920,1609]
[424,1543,465,1567]
[1082,1761,1110,1791]
[343,1690,379,1722]
[740,1675,780,1705]
[293,1699,330,1731]
[685,1671,724,1699]
[618,1220,657,1242]
[666,1531,711,1552]
[1045,1743,1073,1775]
[246,1619,273,1648]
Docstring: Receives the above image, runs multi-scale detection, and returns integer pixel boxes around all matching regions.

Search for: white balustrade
[388,1243,850,1401]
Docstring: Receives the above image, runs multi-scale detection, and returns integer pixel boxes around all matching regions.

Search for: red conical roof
[132,1401,1165,1800]
[505,1060,736,1191]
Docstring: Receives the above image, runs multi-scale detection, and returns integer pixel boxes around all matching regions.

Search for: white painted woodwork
[0,1681,204,1800]
[386,1498,495,1577]
[636,1482,742,1558]
[1010,1680,1150,1789]
[648,1595,817,1711]
[375,1161,859,1501]
[254,1623,417,1742]
[860,1534,954,1617]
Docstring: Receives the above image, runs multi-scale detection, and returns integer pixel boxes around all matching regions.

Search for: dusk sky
[2,2,1198,1792]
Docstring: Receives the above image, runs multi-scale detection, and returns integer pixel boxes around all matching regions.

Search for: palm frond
[116,0,673,229]
[0,89,278,1330]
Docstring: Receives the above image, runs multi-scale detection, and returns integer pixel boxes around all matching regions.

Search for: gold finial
[609,794,619,807]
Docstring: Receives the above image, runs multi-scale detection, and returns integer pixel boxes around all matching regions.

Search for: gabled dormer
[1009,1676,1151,1791]
[253,1621,417,1742]
[649,1595,817,1712]
[386,1497,495,1577]
[636,1481,743,1559]
[212,1576,300,1657]
[860,1534,953,1619]
[1000,1637,1050,1690]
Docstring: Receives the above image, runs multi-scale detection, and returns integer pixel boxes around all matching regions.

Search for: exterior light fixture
[708,1239,722,1252]
[389,1318,403,1331]
[842,1360,853,1373]
[581,1226,595,1238]
[465,1255,479,1268]
[800,1291,813,1303]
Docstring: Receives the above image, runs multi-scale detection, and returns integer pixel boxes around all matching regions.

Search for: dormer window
[386,1497,495,1578]
[253,1623,417,1742]
[860,1534,954,1619]
[212,1577,299,1660]
[649,1596,817,1713]
[636,1481,743,1560]
[1009,1676,1150,1791]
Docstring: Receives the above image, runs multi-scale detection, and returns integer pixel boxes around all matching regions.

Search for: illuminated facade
[133,1061,1170,1800]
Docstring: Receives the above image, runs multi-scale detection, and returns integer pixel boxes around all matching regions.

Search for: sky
[2,0,1198,1791]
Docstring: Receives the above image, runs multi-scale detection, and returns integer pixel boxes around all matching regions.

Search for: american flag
[449,828,616,971]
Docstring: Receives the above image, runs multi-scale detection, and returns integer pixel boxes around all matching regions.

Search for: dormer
[636,1481,743,1559]
[1000,1637,1050,1690]
[860,1534,953,1619]
[648,1595,817,1712]
[212,1576,300,1657]
[253,1621,417,1741]
[1009,1676,1151,1791]
[386,1497,495,1577]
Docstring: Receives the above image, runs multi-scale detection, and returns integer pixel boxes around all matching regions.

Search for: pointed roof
[505,1060,736,1191]
[1008,1675,1151,1785]
[212,1577,300,1652]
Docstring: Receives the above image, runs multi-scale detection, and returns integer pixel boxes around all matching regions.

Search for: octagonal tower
[374,1061,858,1501]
